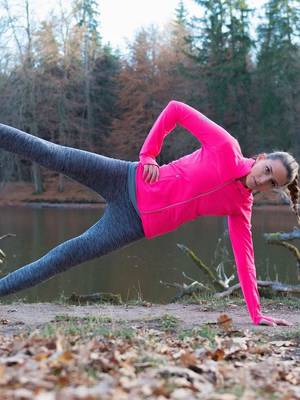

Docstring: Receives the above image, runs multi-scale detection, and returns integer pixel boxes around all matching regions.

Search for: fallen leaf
[217,314,233,332]
[180,351,197,367]
[211,348,225,361]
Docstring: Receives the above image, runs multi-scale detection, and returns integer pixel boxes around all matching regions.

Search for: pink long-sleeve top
[135,100,263,325]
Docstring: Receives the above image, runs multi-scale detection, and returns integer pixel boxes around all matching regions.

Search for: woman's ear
[257,153,267,161]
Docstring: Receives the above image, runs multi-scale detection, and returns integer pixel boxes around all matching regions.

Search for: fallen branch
[215,280,300,298]
[176,244,234,290]
[66,292,122,305]
[168,238,300,301]
[264,227,300,241]
[160,272,213,301]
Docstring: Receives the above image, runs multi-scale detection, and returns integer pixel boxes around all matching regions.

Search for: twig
[0,233,16,241]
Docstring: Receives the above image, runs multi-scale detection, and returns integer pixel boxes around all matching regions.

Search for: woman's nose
[257,176,268,185]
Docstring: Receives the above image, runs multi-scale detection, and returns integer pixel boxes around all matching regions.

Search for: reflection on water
[0,205,299,303]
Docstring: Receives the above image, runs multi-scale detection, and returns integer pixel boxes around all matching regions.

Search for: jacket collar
[238,157,256,178]
[235,157,256,194]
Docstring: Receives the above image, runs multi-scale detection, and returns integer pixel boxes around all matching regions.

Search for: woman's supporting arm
[227,213,292,326]
[227,213,263,325]
[139,100,233,165]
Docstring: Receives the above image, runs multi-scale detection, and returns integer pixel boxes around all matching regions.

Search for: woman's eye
[265,166,270,173]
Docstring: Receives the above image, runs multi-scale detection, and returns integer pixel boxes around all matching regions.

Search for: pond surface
[0,204,299,303]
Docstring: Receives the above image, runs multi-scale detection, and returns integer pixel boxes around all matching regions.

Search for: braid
[287,174,300,225]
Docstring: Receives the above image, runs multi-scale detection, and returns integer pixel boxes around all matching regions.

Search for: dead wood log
[163,240,300,301]
[264,228,300,241]
[161,276,300,302]
[160,272,213,301]
[215,280,300,298]
[67,292,122,305]
[176,244,234,290]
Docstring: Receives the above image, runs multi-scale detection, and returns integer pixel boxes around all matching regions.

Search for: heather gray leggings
[0,123,145,296]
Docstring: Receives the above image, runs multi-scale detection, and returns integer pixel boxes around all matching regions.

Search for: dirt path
[1,302,299,336]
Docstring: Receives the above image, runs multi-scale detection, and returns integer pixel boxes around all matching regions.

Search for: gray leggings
[0,123,145,296]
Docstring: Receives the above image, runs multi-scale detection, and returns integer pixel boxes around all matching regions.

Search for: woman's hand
[259,315,293,326]
[143,164,160,184]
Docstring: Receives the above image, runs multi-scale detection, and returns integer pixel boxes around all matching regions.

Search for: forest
[0,0,299,194]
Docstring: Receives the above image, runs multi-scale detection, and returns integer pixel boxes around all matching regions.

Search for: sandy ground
[0,302,299,337]
[0,181,297,338]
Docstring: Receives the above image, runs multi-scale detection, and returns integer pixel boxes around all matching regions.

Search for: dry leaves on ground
[0,313,299,399]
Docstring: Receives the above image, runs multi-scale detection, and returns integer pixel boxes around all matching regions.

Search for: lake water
[0,205,299,303]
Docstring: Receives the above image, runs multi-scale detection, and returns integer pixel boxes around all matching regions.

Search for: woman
[0,100,299,326]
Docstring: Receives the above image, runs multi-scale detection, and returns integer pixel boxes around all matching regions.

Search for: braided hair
[287,174,300,224]
[266,152,299,224]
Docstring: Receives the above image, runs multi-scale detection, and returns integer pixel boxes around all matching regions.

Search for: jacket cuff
[252,314,263,325]
[139,155,159,166]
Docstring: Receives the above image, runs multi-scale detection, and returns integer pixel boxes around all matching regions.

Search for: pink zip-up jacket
[135,100,265,325]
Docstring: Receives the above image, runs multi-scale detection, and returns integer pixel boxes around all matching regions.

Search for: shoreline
[0,300,299,336]
[0,201,106,208]
[0,179,294,209]
[0,200,292,210]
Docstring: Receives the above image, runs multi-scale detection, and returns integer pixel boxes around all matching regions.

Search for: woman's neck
[238,175,249,189]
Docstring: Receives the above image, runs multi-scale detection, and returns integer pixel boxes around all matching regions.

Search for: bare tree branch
[264,228,300,241]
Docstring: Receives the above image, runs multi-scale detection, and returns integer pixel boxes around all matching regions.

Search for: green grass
[217,385,279,400]
[54,314,113,324]
[263,326,300,341]
[178,325,218,345]
[176,292,300,310]
[177,292,246,308]
[39,314,134,339]
[159,314,180,332]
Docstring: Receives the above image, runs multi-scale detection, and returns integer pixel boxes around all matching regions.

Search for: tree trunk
[58,173,65,193]
[32,161,44,194]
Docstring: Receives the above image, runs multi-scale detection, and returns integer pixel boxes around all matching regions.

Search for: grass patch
[39,314,134,339]
[176,292,300,311]
[178,325,218,345]
[177,292,245,309]
[260,296,300,310]
[54,315,113,324]
[159,314,180,332]
[217,385,279,400]
[263,326,300,342]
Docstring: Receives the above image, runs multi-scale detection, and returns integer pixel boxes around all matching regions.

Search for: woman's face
[245,154,288,192]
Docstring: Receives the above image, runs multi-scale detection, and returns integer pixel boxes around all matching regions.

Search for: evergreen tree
[255,0,300,156]
[71,0,102,139]
[90,45,121,155]
[187,0,255,151]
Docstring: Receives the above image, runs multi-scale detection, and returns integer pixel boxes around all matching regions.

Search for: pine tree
[186,0,255,150]
[90,45,121,154]
[255,0,300,156]
[71,0,102,139]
